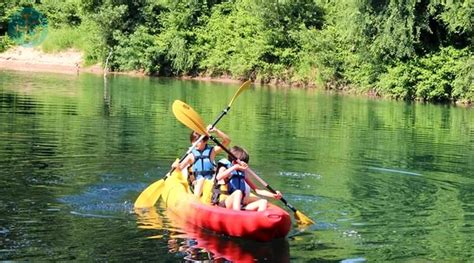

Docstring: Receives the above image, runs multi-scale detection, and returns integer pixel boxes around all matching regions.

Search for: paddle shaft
[166,135,205,176]
[208,135,297,213]
[208,81,248,128]
[167,106,232,177]
[210,106,230,128]
[169,81,250,176]
[247,168,298,213]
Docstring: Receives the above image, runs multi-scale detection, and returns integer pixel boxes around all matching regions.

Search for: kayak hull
[161,171,291,242]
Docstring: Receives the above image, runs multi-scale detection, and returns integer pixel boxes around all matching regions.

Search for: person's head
[228,146,249,164]
[189,131,209,149]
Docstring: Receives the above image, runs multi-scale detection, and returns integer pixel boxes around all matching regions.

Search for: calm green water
[0,70,473,262]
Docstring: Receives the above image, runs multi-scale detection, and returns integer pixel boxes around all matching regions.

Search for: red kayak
[160,171,291,242]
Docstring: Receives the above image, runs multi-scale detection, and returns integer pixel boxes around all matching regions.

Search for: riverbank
[0,47,240,82]
[1,46,470,106]
[0,47,102,75]
[0,47,311,87]
[0,47,248,86]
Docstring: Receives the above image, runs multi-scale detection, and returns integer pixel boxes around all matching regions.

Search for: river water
[0,70,473,261]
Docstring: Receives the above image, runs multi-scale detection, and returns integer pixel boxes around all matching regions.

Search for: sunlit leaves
[1,0,472,102]
[378,47,473,102]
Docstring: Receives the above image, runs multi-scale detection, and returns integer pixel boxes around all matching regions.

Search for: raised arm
[209,126,230,154]
[216,161,247,181]
[245,171,282,200]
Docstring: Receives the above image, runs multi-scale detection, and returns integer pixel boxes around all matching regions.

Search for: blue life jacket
[217,159,246,194]
[191,145,215,177]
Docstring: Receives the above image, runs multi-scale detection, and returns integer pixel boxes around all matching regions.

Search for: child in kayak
[172,126,230,199]
[212,146,282,211]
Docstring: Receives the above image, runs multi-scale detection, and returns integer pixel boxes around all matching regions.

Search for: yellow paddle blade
[134,179,165,208]
[295,210,315,225]
[172,100,208,135]
[228,80,251,107]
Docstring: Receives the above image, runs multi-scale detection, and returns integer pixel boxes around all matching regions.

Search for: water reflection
[1,71,473,261]
[103,77,111,116]
[135,207,290,262]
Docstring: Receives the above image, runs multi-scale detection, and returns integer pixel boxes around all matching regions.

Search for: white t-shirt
[244,182,250,196]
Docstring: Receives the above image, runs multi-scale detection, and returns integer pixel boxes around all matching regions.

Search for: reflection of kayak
[135,207,290,262]
[161,171,291,242]
[169,212,290,262]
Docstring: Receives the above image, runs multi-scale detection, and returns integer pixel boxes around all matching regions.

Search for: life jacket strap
[193,170,215,176]
[211,184,229,205]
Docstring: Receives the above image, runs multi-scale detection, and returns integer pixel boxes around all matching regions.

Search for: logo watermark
[7,7,48,47]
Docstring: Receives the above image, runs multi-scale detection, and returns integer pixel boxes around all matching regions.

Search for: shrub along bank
[1,0,472,103]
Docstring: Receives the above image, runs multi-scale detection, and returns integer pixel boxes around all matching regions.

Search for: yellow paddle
[134,80,251,209]
[172,100,315,226]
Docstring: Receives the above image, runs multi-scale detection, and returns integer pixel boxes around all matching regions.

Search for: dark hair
[228,146,249,163]
[189,131,208,143]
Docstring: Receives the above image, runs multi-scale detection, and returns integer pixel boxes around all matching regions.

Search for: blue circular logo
[7,7,48,47]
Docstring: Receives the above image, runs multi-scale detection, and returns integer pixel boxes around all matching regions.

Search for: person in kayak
[172,126,230,199]
[212,146,282,211]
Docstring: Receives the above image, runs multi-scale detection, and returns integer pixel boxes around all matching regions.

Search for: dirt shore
[0,46,241,83]
[0,46,103,75]
[0,46,246,87]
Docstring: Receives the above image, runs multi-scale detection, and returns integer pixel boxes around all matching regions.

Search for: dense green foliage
[0,0,472,103]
